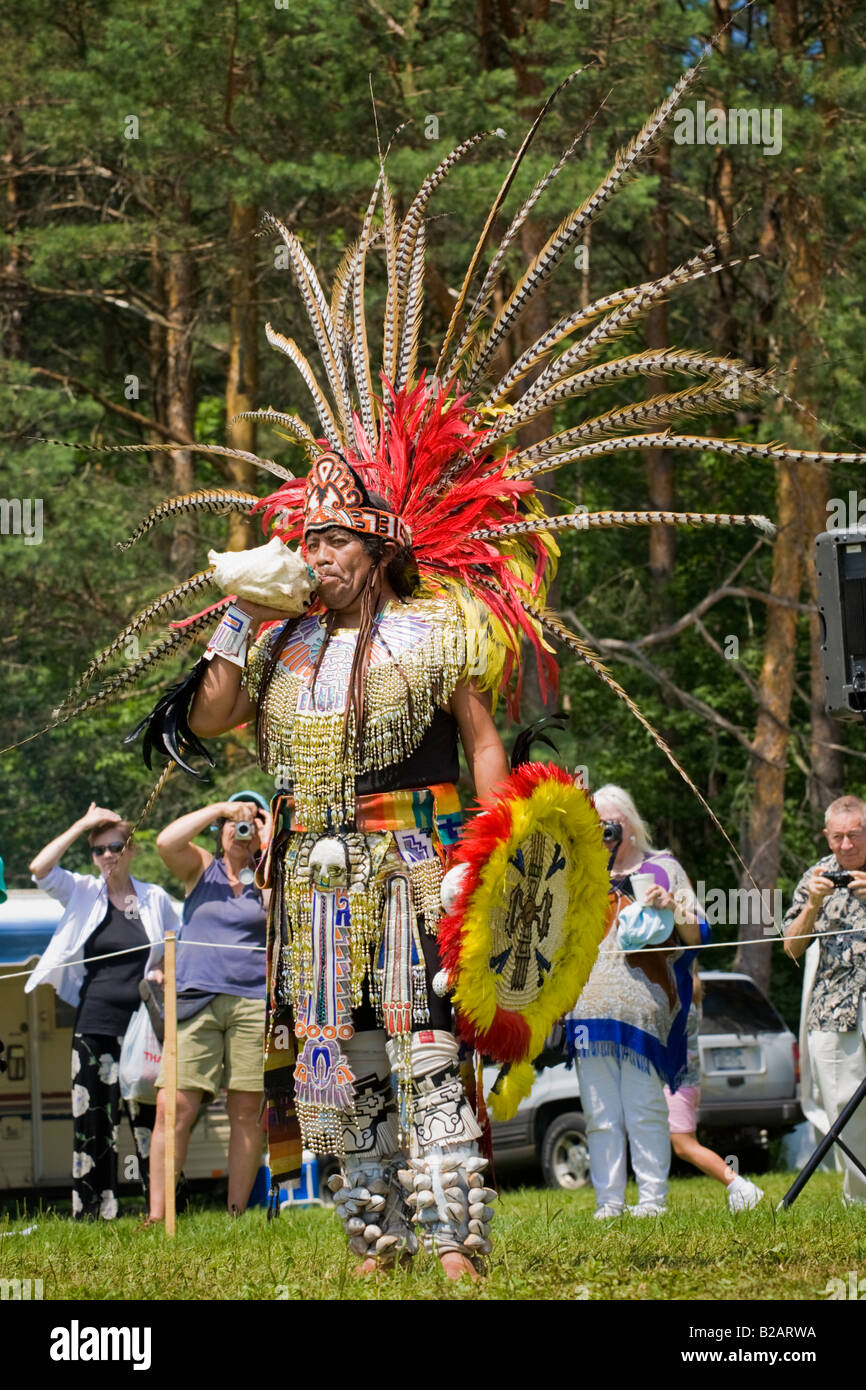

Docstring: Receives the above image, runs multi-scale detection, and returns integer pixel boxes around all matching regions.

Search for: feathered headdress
[22,61,866,840]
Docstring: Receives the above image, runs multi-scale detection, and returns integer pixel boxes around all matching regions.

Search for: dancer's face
[304,526,374,612]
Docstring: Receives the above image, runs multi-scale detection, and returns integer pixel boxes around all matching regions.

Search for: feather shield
[438,763,610,1121]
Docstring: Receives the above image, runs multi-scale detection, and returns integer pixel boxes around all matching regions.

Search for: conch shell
[207,535,316,613]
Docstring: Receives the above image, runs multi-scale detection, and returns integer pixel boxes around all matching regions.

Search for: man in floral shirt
[784,794,866,1204]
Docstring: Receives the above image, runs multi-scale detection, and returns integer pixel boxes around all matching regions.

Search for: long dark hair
[255,528,418,769]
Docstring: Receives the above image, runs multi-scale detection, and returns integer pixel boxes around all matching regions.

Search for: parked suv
[485,971,802,1189]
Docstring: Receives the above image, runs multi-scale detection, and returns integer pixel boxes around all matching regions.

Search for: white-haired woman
[568,784,705,1219]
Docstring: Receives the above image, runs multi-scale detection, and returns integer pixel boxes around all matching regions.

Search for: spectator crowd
[14,783,866,1221]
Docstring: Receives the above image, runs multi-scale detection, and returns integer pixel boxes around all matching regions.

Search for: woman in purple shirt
[147,792,270,1221]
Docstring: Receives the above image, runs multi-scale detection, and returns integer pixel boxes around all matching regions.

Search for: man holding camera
[784,794,866,1204]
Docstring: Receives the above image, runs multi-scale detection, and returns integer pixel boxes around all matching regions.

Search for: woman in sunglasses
[27,803,178,1219]
[147,792,270,1223]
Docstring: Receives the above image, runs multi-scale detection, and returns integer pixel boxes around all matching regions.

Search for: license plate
[712,1046,747,1070]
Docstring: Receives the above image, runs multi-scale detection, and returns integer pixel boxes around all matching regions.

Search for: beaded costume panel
[250,597,468,1157]
[246,596,466,832]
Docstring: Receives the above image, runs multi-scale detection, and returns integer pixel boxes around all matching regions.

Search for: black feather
[510,712,568,770]
[124,659,215,780]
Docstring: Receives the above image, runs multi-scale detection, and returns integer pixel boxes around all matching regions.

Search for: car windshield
[698,977,786,1035]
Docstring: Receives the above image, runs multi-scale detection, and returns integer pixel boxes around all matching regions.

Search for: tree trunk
[224,200,259,550]
[735,463,805,990]
[734,0,841,984]
[802,8,844,814]
[1,112,24,359]
[165,209,197,577]
[708,1,736,357]
[477,0,499,70]
[148,243,170,492]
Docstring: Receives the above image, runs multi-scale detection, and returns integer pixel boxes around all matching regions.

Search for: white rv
[0,888,232,1191]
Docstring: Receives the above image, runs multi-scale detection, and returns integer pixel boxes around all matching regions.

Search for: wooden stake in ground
[163,930,177,1238]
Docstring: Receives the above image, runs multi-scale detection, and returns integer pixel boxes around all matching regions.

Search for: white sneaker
[727,1176,764,1212]
[593,1203,625,1220]
[628,1202,666,1217]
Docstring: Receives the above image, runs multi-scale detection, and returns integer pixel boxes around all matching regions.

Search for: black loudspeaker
[815,527,866,718]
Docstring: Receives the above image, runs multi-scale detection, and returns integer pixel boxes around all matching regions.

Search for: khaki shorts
[157,994,266,1099]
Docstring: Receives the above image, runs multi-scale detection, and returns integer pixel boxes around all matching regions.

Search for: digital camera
[824,869,852,888]
[602,820,623,848]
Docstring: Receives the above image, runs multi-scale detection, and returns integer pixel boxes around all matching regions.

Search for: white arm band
[203,603,253,667]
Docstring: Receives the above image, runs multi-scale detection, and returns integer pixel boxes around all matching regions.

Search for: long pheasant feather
[352,174,383,448]
[117,490,259,551]
[264,323,342,447]
[475,285,646,413]
[436,73,581,377]
[506,330,768,440]
[447,94,608,379]
[332,229,384,370]
[501,349,769,421]
[394,131,494,292]
[507,432,866,482]
[475,248,730,428]
[0,609,230,757]
[28,436,293,484]
[54,606,230,720]
[513,244,721,406]
[478,249,741,449]
[395,223,426,392]
[57,570,216,708]
[381,172,401,384]
[472,507,776,539]
[228,409,318,451]
[465,63,703,387]
[260,211,352,434]
[504,378,762,466]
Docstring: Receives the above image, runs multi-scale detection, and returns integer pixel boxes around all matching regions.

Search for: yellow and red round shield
[439,763,610,1120]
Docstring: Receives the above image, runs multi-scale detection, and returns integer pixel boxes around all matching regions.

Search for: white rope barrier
[0,942,153,980]
[1,920,865,980]
[0,936,267,982]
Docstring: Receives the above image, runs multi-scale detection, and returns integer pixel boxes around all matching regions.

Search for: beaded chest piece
[249,596,466,831]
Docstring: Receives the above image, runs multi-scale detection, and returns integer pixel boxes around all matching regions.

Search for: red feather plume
[254,375,557,716]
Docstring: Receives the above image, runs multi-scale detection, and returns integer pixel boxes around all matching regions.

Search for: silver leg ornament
[327,1031,419,1261]
[389,1029,497,1258]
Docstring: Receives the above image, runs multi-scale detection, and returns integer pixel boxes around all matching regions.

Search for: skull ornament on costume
[308,836,350,892]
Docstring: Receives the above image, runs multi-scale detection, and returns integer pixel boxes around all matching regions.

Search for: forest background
[2,0,865,1027]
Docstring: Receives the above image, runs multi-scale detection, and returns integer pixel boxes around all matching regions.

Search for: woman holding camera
[147,792,270,1220]
[569,784,705,1219]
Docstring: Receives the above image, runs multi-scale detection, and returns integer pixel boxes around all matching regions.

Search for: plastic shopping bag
[119,1001,162,1103]
[616,899,675,951]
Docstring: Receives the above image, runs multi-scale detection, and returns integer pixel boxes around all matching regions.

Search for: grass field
[1,1172,864,1301]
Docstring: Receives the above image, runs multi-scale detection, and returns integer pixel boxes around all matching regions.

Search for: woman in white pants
[569,786,703,1218]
